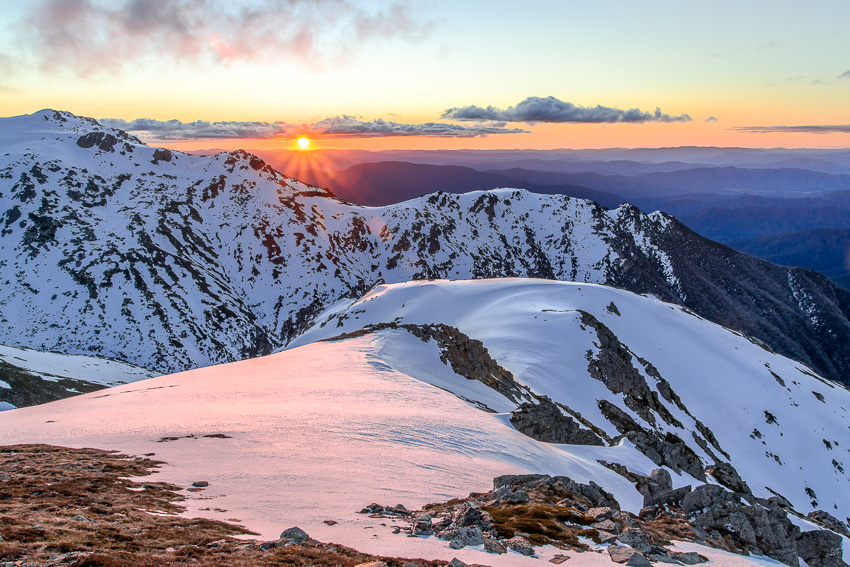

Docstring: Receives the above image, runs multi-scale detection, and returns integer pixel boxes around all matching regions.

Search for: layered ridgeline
[0,279,847,566]
[2,110,850,386]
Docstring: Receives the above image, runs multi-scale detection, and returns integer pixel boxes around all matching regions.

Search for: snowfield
[1,278,848,565]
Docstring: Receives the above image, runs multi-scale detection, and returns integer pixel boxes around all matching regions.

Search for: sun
[297,137,311,150]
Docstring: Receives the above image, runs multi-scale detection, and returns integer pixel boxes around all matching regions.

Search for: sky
[0,0,849,151]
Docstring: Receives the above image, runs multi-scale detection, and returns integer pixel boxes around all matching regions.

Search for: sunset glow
[0,1,847,151]
[297,137,311,150]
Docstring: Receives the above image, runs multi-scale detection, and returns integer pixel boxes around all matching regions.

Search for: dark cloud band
[100,116,528,140]
[100,118,290,139]
[311,116,527,138]
[442,96,692,124]
[733,125,850,134]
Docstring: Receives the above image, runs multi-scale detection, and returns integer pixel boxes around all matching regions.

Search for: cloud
[101,115,528,140]
[8,0,433,77]
[733,125,850,134]
[311,116,528,138]
[705,116,719,123]
[839,70,850,79]
[442,96,692,124]
[100,118,291,139]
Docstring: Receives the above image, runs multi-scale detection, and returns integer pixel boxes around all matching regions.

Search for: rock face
[510,397,604,445]
[807,511,850,538]
[796,530,848,567]
[682,485,800,566]
[2,110,850,388]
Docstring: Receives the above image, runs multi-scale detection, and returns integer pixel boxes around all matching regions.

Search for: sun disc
[297,137,311,149]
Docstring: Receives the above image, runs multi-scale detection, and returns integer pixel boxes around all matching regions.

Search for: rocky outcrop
[705,461,751,495]
[796,530,848,567]
[599,400,706,481]
[325,322,533,404]
[807,511,850,537]
[683,485,800,566]
[510,397,604,445]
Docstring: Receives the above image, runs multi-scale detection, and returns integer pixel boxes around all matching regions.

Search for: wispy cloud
[705,116,719,123]
[442,96,692,124]
[733,125,850,134]
[8,0,433,77]
[101,115,528,140]
[839,70,850,79]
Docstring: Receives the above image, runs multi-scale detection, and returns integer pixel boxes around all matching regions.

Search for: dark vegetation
[0,445,445,567]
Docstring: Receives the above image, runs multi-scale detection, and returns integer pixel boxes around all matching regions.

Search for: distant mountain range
[285,160,850,288]
[1,111,849,387]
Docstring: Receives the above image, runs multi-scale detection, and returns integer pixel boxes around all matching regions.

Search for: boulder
[617,528,651,553]
[608,545,651,566]
[454,501,493,529]
[278,527,310,544]
[447,560,468,567]
[440,526,484,548]
[506,535,535,556]
[796,530,848,567]
[705,462,751,495]
[488,487,530,503]
[483,538,507,554]
[412,513,433,536]
[671,551,708,565]
[586,506,617,521]
[650,468,673,491]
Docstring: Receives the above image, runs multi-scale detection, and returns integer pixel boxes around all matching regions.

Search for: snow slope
[0,279,847,566]
[292,279,850,523]
[0,335,660,565]
[0,343,158,410]
[2,110,850,389]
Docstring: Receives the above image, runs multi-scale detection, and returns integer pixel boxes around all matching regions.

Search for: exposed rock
[438,525,484,548]
[487,486,530,503]
[192,481,209,488]
[670,551,707,564]
[453,501,493,529]
[493,473,619,509]
[650,468,673,491]
[683,485,800,566]
[152,148,173,163]
[354,563,389,567]
[483,537,507,554]
[586,506,617,521]
[506,535,535,556]
[598,400,706,481]
[608,545,651,566]
[510,397,604,445]
[447,560,468,567]
[705,462,751,495]
[807,510,850,537]
[76,132,118,152]
[796,530,848,567]
[278,526,310,544]
[412,513,433,536]
[617,527,652,553]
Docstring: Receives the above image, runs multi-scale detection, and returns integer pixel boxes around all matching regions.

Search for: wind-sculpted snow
[293,278,850,524]
[1,110,850,387]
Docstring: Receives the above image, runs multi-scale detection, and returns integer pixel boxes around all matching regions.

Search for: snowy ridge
[1,110,849,389]
[293,279,850,523]
[0,278,847,566]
